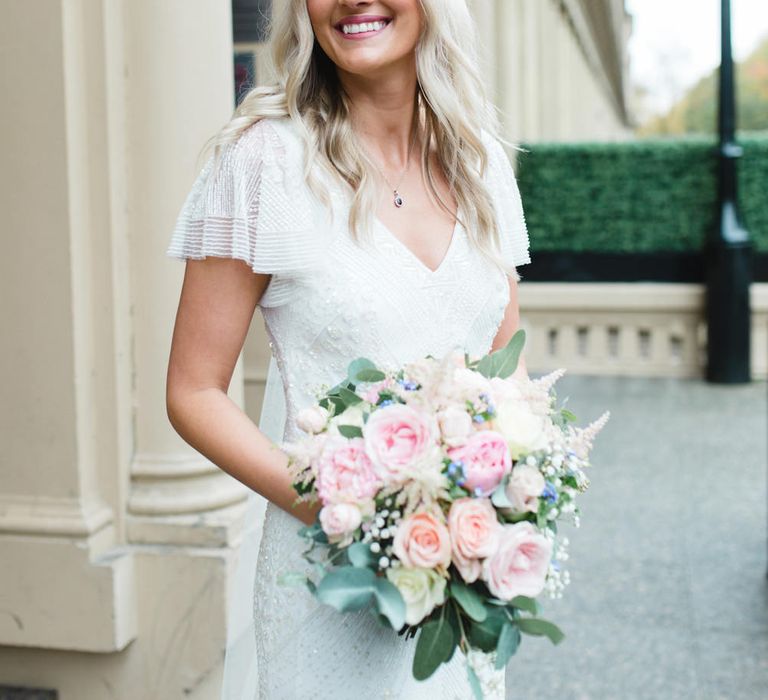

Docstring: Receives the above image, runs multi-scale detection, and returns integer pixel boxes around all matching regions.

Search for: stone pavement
[505,374,768,700]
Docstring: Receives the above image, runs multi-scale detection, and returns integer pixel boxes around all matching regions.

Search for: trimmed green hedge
[515,132,768,253]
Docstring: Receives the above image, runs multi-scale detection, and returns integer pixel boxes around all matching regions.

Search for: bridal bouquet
[280,330,609,698]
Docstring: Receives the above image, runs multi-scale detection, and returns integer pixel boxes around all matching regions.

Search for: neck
[337,59,420,168]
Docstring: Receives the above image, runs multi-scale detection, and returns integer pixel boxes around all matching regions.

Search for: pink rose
[448,498,501,583]
[392,512,451,569]
[315,435,381,506]
[363,404,439,482]
[447,430,511,496]
[505,464,545,513]
[482,522,552,600]
[319,503,362,546]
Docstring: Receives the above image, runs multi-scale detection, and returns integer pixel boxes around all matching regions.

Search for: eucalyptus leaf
[413,616,455,681]
[510,595,539,616]
[315,566,376,613]
[450,582,487,623]
[491,480,513,508]
[355,368,387,382]
[466,606,506,652]
[373,577,406,631]
[493,329,526,378]
[347,358,377,383]
[466,663,483,700]
[338,386,363,406]
[347,542,375,568]
[494,622,521,669]
[516,617,565,645]
[337,424,363,439]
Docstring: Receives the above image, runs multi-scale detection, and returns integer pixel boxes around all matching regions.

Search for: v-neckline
[374,215,461,276]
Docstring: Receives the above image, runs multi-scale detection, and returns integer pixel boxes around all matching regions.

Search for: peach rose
[447,430,511,496]
[482,522,552,600]
[363,404,440,482]
[315,435,381,506]
[392,512,451,570]
[319,503,362,547]
[448,498,501,583]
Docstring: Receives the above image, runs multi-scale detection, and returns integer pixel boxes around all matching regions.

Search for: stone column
[0,2,251,697]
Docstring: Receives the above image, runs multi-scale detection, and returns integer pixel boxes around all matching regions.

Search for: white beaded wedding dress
[167,116,531,699]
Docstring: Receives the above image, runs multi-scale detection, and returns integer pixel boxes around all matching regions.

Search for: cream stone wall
[0,1,639,698]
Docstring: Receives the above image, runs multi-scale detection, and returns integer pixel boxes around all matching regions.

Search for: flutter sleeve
[483,134,532,277]
[166,117,329,307]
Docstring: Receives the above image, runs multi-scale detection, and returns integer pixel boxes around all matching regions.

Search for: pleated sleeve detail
[483,134,532,274]
[166,117,330,307]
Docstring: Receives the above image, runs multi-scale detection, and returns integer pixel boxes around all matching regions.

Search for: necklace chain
[365,127,418,208]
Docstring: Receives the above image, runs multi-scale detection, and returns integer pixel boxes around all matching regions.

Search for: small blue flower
[456,478,466,488]
[472,414,485,423]
[473,487,485,497]
[379,399,393,407]
[541,481,558,504]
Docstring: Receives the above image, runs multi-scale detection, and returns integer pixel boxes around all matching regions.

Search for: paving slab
[505,374,768,700]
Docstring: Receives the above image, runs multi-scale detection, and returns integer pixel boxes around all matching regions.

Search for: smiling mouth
[335,17,392,39]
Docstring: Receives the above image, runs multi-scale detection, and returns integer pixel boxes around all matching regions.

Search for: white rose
[488,376,524,404]
[448,367,492,404]
[505,464,545,513]
[296,405,330,434]
[386,566,447,626]
[319,503,362,546]
[437,406,473,444]
[327,403,366,436]
[493,399,549,460]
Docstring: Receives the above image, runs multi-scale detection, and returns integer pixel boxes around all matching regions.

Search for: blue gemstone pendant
[393,190,404,208]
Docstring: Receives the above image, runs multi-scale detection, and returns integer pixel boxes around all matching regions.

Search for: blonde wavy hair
[200,0,521,276]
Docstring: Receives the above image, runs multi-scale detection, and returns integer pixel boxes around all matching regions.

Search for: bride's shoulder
[231,116,305,168]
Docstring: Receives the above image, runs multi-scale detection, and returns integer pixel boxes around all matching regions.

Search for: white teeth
[342,20,387,35]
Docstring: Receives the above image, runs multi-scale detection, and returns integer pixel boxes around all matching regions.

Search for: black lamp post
[704,0,752,384]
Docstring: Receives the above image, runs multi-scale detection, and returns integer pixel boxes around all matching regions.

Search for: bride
[166,0,531,697]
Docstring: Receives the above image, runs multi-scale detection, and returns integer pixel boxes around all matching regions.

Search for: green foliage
[413,611,456,681]
[473,330,525,379]
[516,134,768,253]
[449,582,487,623]
[314,566,406,631]
[516,617,565,645]
[337,424,363,438]
[494,622,521,669]
[466,605,507,652]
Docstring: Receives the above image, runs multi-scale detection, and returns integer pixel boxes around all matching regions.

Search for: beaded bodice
[167,116,531,445]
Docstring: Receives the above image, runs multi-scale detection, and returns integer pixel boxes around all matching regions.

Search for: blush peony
[447,430,511,496]
[315,435,381,506]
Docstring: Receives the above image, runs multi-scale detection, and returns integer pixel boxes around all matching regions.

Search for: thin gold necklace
[364,128,418,208]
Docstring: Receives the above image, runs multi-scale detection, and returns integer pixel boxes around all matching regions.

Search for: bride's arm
[166,256,321,526]
[490,272,529,381]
